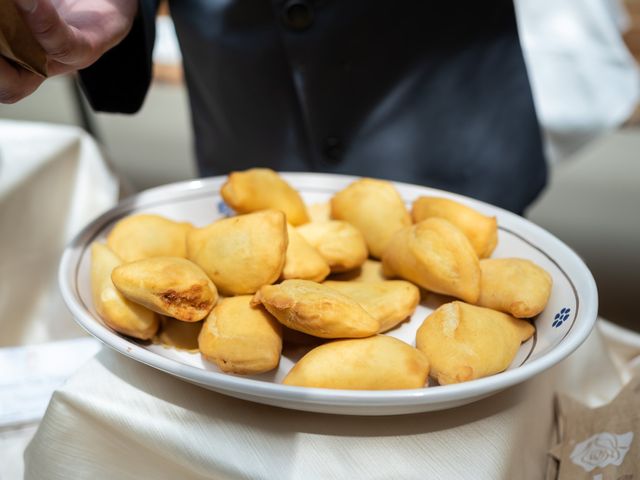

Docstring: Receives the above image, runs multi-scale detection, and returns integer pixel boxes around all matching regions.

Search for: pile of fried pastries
[90,169,552,390]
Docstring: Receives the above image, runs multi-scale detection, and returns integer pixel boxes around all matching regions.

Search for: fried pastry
[90,243,159,340]
[296,220,368,272]
[411,197,498,258]
[252,279,379,338]
[283,335,429,389]
[382,217,480,303]
[330,178,411,258]
[220,168,309,225]
[323,280,420,333]
[187,209,288,295]
[199,296,282,374]
[416,301,535,385]
[112,257,218,322]
[477,258,552,318]
[107,214,192,262]
[281,223,330,282]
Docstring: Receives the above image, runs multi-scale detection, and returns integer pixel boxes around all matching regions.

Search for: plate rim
[58,173,599,409]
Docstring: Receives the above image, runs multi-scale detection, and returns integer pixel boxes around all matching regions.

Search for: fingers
[15,0,87,65]
[46,59,74,77]
[0,57,43,104]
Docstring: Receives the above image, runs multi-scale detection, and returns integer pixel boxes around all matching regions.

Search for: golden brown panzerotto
[411,197,498,258]
[252,279,379,338]
[111,257,218,322]
[323,280,420,333]
[296,220,368,273]
[90,243,159,340]
[416,301,535,385]
[280,223,330,282]
[199,296,282,374]
[220,168,309,225]
[187,209,288,295]
[283,335,430,390]
[477,258,552,318]
[330,178,411,258]
[107,214,192,262]
[382,217,480,303]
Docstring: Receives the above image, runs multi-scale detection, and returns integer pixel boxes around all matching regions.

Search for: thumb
[14,0,89,66]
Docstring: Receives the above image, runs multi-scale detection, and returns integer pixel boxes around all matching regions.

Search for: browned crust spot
[159,285,211,311]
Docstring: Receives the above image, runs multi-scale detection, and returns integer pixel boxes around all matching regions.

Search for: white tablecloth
[22,321,640,480]
[0,120,119,479]
[0,119,119,347]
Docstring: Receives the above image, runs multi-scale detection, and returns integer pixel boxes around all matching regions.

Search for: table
[2,120,639,479]
[0,120,118,479]
[0,120,119,347]
[19,320,638,480]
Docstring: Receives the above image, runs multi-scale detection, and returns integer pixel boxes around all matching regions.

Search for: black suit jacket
[80,0,546,214]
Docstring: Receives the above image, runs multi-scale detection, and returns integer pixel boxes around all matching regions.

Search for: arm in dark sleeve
[78,0,159,114]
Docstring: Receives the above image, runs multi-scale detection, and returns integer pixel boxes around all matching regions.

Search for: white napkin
[0,120,119,346]
[22,320,634,480]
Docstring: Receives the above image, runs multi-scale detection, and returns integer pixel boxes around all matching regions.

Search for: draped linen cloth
[23,321,640,480]
[0,119,119,347]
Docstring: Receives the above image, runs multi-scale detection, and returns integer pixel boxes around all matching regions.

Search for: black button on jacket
[79,0,546,214]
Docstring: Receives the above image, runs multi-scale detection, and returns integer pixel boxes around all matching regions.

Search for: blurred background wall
[0,1,639,330]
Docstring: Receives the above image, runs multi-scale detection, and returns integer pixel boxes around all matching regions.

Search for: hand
[0,0,138,103]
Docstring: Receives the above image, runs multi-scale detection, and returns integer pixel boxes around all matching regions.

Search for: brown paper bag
[0,0,47,77]
[548,375,640,479]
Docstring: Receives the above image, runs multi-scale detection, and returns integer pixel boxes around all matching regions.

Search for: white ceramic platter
[59,173,598,415]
